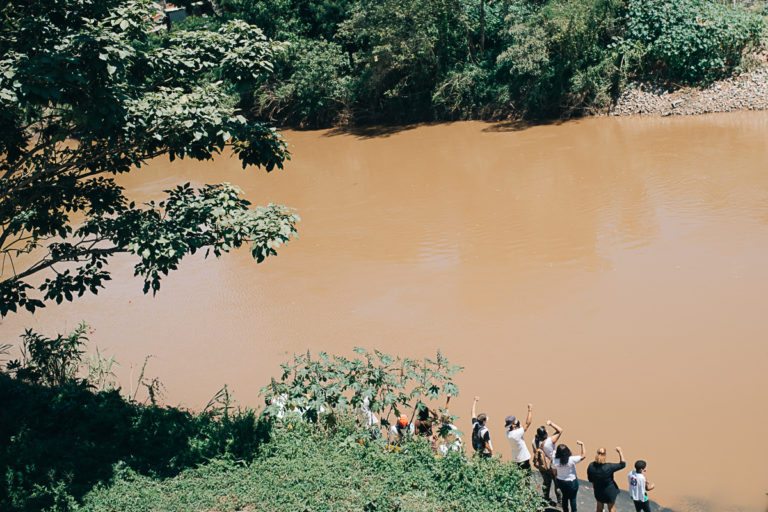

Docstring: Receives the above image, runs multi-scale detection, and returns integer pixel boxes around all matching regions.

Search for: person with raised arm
[532,419,564,504]
[587,446,627,512]
[505,403,533,471]
[552,440,586,512]
[471,396,492,458]
[436,394,463,456]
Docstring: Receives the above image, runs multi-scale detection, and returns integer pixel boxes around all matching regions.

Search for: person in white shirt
[532,419,564,505]
[435,395,463,456]
[628,460,655,512]
[437,423,463,456]
[551,440,585,512]
[355,396,380,437]
[505,403,533,471]
[389,414,414,444]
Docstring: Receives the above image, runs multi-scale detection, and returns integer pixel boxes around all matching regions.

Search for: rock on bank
[609,68,768,117]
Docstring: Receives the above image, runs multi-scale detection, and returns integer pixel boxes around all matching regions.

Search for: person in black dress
[587,446,626,512]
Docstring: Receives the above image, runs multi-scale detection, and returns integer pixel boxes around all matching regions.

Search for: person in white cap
[505,403,533,471]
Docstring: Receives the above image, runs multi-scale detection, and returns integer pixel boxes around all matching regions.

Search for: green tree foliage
[338,0,470,122]
[495,0,626,116]
[0,0,299,317]
[619,0,764,83]
[263,348,462,430]
[256,38,352,126]
[239,0,354,41]
[232,0,764,124]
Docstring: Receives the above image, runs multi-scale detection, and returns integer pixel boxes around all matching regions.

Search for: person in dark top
[587,446,626,512]
[471,396,493,457]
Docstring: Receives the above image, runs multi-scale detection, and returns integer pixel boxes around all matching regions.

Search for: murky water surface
[4,112,768,511]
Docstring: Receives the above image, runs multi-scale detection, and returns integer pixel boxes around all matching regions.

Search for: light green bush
[620,0,764,83]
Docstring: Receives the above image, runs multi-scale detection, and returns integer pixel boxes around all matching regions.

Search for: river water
[3,112,768,511]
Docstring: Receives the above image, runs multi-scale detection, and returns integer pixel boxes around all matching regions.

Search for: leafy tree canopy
[0,0,299,316]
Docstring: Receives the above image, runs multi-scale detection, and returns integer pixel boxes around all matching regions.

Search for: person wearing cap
[389,414,414,443]
[505,403,533,471]
[471,396,493,457]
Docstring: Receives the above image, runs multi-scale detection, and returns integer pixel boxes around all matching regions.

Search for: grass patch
[80,420,540,512]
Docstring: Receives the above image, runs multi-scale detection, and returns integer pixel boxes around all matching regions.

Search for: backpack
[471,422,488,452]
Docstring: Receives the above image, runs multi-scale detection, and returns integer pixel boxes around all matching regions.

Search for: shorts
[633,499,651,512]
[516,459,531,471]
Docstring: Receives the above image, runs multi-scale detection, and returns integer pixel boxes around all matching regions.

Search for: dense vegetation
[79,421,537,512]
[185,0,767,126]
[0,327,536,512]
[0,0,298,317]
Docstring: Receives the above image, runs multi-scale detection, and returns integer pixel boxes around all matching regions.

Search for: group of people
[470,397,655,512]
[273,392,656,512]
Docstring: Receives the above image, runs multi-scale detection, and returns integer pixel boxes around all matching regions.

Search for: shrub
[262,348,461,430]
[495,0,624,116]
[80,416,542,512]
[620,0,764,83]
[255,38,352,127]
[432,63,501,119]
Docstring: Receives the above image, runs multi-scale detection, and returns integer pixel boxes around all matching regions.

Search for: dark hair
[635,460,647,472]
[555,444,572,465]
[417,404,430,422]
[477,413,487,425]
[417,419,433,436]
[535,426,548,441]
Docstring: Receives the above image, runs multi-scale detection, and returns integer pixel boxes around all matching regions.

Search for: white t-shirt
[628,470,647,501]
[357,398,379,428]
[506,428,531,462]
[534,437,555,461]
[438,424,463,456]
[552,455,582,481]
[389,423,415,438]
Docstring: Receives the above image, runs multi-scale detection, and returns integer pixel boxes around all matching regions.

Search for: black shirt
[587,461,626,503]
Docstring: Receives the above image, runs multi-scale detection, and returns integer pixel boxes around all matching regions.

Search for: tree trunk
[480,0,485,54]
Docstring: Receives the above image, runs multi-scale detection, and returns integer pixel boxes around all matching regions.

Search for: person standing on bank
[389,414,414,444]
[587,446,626,512]
[552,440,586,512]
[505,403,533,470]
[628,460,655,512]
[471,396,493,458]
[532,419,564,504]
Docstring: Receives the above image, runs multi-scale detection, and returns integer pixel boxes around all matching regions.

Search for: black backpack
[471,422,487,451]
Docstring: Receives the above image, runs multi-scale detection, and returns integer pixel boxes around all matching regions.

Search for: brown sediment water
[3,112,768,511]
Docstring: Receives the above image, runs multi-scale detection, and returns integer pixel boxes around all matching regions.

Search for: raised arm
[524,403,532,431]
[576,440,585,460]
[616,446,625,463]
[547,419,563,444]
[472,396,479,420]
[444,394,451,415]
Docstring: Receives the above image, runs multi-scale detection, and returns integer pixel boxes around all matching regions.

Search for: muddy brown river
[3,112,768,511]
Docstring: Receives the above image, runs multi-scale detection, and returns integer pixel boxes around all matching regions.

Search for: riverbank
[608,67,768,117]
